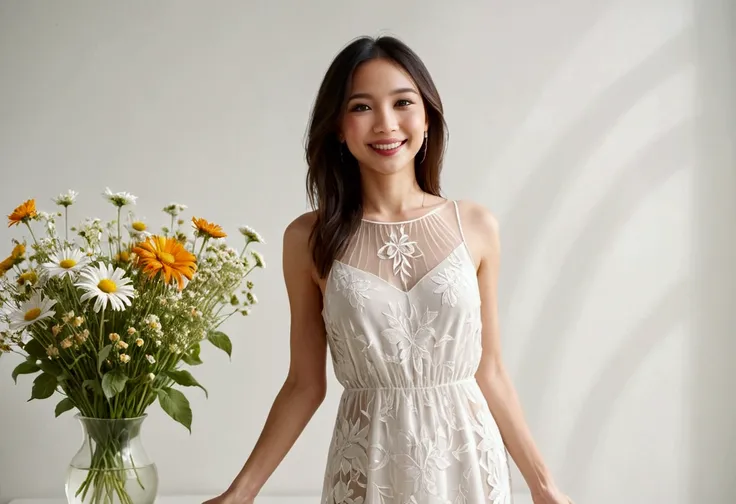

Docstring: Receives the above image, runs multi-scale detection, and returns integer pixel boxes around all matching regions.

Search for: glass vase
[65,414,158,504]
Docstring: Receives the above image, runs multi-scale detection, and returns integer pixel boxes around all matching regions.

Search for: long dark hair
[305,35,448,278]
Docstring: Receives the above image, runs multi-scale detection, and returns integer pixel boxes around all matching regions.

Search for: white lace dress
[320,200,513,504]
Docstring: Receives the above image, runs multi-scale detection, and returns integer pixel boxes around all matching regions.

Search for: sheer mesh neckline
[360,199,452,225]
[336,200,464,291]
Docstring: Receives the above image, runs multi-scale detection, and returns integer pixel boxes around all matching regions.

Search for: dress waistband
[343,378,476,391]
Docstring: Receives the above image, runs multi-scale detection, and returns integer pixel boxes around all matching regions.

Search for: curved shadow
[517,120,693,425]
[562,281,688,500]
[441,1,613,182]
[497,30,693,317]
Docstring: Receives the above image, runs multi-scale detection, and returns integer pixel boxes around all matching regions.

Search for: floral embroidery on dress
[431,251,466,307]
[326,416,370,504]
[431,267,463,307]
[394,426,453,500]
[376,225,423,288]
[333,262,372,310]
[381,302,438,375]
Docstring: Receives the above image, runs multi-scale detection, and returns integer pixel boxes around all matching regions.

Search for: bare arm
[211,213,328,502]
[461,201,570,504]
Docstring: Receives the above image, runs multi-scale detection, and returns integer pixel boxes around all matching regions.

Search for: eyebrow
[347,88,419,101]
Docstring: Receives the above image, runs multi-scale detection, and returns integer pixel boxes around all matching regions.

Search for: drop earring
[419,131,428,164]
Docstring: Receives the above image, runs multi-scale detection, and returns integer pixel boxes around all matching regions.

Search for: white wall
[0,1,733,503]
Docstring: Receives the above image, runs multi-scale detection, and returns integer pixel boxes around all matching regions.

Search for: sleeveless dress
[320,200,513,504]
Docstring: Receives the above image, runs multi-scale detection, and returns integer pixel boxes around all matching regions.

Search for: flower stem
[116,208,122,257]
[24,222,38,247]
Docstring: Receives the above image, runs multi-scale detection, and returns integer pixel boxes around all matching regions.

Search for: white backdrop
[1,1,734,503]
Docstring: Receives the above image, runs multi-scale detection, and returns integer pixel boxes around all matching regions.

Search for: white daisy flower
[75,262,135,313]
[238,225,265,244]
[162,202,187,217]
[125,213,151,239]
[103,187,137,208]
[52,190,78,207]
[42,247,90,279]
[8,292,57,331]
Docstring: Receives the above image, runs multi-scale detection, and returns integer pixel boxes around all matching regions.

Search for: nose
[372,104,398,134]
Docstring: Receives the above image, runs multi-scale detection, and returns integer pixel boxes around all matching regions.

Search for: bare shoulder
[283,210,318,258]
[455,199,499,234]
[454,199,501,267]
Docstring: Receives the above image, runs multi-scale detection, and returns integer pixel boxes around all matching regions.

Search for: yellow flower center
[24,308,41,321]
[19,271,38,284]
[60,258,77,269]
[132,221,147,232]
[97,279,117,293]
[158,252,176,265]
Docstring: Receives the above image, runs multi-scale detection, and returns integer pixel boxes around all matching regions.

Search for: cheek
[341,115,367,141]
[403,111,426,133]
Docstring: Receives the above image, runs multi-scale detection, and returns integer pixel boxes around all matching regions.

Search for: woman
[205,35,572,504]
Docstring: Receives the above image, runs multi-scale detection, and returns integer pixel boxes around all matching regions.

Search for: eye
[396,99,413,107]
[349,103,369,112]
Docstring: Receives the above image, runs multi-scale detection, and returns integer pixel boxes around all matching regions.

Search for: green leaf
[181,342,203,366]
[12,360,40,384]
[165,369,208,398]
[23,338,46,359]
[98,345,112,374]
[38,358,63,377]
[29,372,57,401]
[55,397,75,417]
[83,379,103,396]
[101,368,128,399]
[207,331,232,359]
[157,387,192,433]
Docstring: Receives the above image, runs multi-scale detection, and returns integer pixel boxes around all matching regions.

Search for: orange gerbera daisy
[8,199,37,227]
[11,243,25,260]
[192,217,227,239]
[131,236,197,290]
[0,256,13,277]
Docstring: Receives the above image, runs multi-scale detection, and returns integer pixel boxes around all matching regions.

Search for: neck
[359,166,425,216]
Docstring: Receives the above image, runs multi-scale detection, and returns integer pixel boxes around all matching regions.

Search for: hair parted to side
[305,35,449,278]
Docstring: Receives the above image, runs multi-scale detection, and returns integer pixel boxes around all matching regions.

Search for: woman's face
[339,58,428,176]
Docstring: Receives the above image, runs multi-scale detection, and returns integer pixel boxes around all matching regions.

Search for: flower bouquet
[0,189,265,504]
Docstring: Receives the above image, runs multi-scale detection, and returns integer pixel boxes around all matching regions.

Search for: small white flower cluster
[142,314,163,339]
[103,188,137,208]
[162,202,187,217]
[71,218,105,252]
[36,211,61,236]
[238,225,265,244]
[52,190,78,208]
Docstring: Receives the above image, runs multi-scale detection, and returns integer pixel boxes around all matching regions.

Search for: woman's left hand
[531,487,573,504]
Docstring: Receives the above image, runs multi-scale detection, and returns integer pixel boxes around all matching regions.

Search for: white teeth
[372,141,403,150]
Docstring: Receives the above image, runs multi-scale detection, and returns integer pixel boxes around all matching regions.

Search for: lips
[371,140,405,150]
[369,139,408,156]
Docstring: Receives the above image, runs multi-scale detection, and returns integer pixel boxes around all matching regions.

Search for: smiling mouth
[370,140,407,151]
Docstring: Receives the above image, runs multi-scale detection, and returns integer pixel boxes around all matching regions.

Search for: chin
[360,157,415,176]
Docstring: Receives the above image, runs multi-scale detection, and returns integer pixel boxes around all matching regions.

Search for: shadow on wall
[492,24,695,501]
